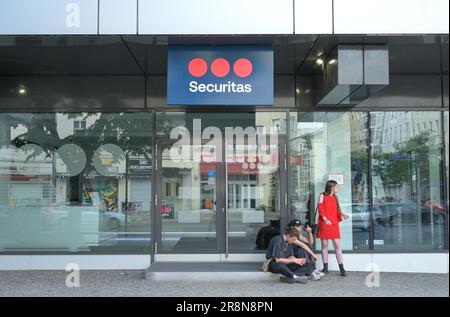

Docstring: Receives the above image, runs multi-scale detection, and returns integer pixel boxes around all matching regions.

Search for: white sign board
[329,173,344,185]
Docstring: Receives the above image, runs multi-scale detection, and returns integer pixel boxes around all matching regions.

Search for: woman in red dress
[317,180,350,276]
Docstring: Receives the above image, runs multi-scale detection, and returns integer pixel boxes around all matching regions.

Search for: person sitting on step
[264,226,321,284]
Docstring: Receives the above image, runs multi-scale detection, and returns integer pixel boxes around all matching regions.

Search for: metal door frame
[152,134,288,261]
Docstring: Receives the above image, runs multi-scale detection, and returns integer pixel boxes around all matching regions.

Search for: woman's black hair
[324,180,338,195]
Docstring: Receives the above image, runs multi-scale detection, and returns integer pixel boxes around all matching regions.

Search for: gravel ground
[0,270,448,297]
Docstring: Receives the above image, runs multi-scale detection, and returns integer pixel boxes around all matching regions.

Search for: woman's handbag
[311,202,320,235]
[336,195,343,222]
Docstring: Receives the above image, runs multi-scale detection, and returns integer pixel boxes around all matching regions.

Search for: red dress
[317,194,342,239]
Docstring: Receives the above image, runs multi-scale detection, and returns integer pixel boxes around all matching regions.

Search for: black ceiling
[0,35,447,76]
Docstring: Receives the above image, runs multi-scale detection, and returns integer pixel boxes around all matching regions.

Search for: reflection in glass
[228,134,282,252]
[445,112,449,232]
[55,143,86,177]
[370,112,445,250]
[0,113,152,252]
[289,112,370,251]
[160,141,217,252]
[157,112,285,253]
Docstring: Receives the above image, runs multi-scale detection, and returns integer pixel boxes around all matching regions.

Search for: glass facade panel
[443,111,449,249]
[227,113,285,252]
[156,112,286,253]
[289,112,370,251]
[160,139,218,253]
[0,113,152,253]
[0,110,447,255]
[370,112,446,251]
[0,34,448,258]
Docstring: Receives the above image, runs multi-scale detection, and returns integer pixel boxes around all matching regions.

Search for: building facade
[0,0,448,273]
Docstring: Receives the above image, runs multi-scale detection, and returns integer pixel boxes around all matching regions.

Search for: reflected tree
[1,112,152,173]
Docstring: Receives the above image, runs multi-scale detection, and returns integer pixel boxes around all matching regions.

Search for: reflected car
[45,203,126,230]
[372,201,442,226]
[350,204,370,231]
[100,210,126,229]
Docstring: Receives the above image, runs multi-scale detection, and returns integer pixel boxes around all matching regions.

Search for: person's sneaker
[279,276,295,284]
[313,268,325,277]
[293,275,308,284]
[309,270,321,281]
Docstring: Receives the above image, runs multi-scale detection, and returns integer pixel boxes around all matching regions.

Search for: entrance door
[153,114,287,260]
[154,138,223,255]
[223,135,287,258]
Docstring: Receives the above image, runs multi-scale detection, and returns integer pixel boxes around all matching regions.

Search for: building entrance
[153,113,288,260]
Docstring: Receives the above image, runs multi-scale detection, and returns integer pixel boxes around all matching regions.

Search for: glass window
[289,112,370,251]
[156,111,285,253]
[0,113,152,253]
[444,112,449,247]
[73,120,86,131]
[228,112,285,252]
[370,111,446,251]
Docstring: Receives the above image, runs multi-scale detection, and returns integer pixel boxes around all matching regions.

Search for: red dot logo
[233,58,253,78]
[211,58,230,78]
[188,58,208,77]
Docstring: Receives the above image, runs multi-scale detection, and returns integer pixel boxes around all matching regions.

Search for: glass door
[153,111,288,258]
[224,135,286,256]
[155,138,223,254]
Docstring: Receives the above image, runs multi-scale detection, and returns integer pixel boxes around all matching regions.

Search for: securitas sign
[167,45,273,105]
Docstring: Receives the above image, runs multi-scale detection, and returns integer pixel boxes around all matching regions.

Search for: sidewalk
[0,270,448,297]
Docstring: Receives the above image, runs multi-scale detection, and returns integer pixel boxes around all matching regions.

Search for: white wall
[0,255,151,270]
[138,0,293,35]
[99,0,137,34]
[149,253,450,273]
[1,0,448,35]
[334,0,449,34]
[294,0,333,34]
[0,253,448,273]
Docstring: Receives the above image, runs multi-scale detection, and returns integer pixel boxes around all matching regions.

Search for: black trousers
[293,245,316,269]
[268,260,315,278]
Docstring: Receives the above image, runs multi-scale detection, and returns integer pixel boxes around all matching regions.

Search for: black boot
[339,264,347,277]
[321,263,329,274]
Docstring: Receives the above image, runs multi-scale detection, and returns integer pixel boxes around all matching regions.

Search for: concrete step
[145,262,279,281]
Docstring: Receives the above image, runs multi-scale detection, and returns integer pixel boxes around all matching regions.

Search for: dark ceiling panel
[124,35,318,75]
[0,36,144,75]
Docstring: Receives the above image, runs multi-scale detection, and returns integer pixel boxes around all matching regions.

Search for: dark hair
[324,180,338,195]
[284,226,298,238]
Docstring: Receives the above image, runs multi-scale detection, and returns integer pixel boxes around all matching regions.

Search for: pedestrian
[316,180,350,277]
